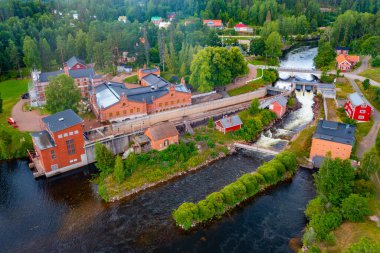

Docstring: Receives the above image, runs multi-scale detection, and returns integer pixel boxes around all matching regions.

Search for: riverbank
[173,151,298,230]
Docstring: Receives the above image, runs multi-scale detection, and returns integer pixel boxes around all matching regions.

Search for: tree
[360,149,379,178]
[309,211,342,240]
[314,157,355,206]
[0,92,2,113]
[6,40,21,76]
[265,32,282,58]
[45,74,81,113]
[314,42,336,69]
[248,98,260,115]
[362,79,371,90]
[113,155,125,183]
[346,237,380,253]
[341,194,371,222]
[94,143,115,176]
[40,38,54,71]
[250,38,265,56]
[23,36,40,69]
[208,117,214,128]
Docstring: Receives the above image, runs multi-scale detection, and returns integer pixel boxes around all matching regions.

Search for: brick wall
[309,138,352,160]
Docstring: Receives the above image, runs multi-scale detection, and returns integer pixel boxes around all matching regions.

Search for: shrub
[238,174,260,196]
[305,196,326,220]
[208,118,214,128]
[252,172,266,185]
[341,194,371,222]
[309,211,342,241]
[275,151,298,172]
[268,159,286,178]
[205,192,225,214]
[309,245,321,253]
[302,227,317,246]
[362,79,371,90]
[371,56,380,67]
[353,179,376,198]
[206,139,215,148]
[346,237,380,253]
[94,143,115,176]
[173,202,199,230]
[230,181,247,202]
[98,183,109,201]
[325,232,336,246]
[257,164,279,184]
[197,199,216,221]
[220,185,237,206]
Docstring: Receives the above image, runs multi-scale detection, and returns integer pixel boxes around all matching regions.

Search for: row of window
[108,108,142,117]
[58,130,79,139]
[50,139,76,160]
[158,99,187,107]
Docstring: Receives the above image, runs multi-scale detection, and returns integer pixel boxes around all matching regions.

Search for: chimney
[180,77,186,85]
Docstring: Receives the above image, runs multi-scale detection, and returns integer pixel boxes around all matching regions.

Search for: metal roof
[260,95,288,109]
[69,68,95,79]
[31,130,56,150]
[39,70,64,82]
[146,122,178,141]
[65,56,85,69]
[348,92,365,107]
[42,109,83,133]
[141,74,170,88]
[313,120,355,146]
[217,115,243,128]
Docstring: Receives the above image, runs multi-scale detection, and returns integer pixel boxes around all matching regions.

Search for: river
[0,46,318,253]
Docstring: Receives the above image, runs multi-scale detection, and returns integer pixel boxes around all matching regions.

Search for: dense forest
[0,0,379,80]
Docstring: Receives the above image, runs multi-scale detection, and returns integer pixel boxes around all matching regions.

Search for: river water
[0,46,318,253]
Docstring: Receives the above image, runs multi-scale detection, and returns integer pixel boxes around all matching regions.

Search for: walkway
[225,64,257,91]
[11,99,45,132]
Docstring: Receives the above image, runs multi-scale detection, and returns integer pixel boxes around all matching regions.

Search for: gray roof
[39,70,64,82]
[217,115,243,128]
[260,95,288,109]
[348,92,365,107]
[146,122,178,141]
[275,96,288,107]
[312,156,325,168]
[141,68,159,74]
[142,74,170,89]
[31,130,56,150]
[313,120,355,145]
[69,68,95,79]
[335,46,350,50]
[42,109,83,133]
[65,56,85,69]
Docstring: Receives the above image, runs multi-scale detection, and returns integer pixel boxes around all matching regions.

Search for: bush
[230,181,247,202]
[302,227,317,246]
[346,237,380,253]
[309,211,342,241]
[362,79,371,90]
[205,192,225,214]
[98,183,109,201]
[197,199,216,220]
[238,174,260,196]
[252,172,266,185]
[371,56,380,67]
[353,179,376,198]
[220,185,237,206]
[257,164,279,184]
[173,202,199,230]
[268,159,286,178]
[275,151,298,172]
[341,194,371,222]
[305,197,326,220]
[206,139,215,148]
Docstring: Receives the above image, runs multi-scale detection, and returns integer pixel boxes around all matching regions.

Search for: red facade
[269,101,286,118]
[344,100,372,122]
[215,121,242,134]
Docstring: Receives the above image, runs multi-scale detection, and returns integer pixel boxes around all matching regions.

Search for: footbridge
[254,65,322,74]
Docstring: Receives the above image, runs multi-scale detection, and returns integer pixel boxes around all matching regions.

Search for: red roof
[203,20,223,27]
[234,23,248,28]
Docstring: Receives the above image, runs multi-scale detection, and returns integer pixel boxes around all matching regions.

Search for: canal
[0,45,318,253]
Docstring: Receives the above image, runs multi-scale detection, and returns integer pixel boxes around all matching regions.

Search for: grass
[247,56,269,66]
[124,75,138,84]
[0,79,33,159]
[227,83,265,96]
[287,125,316,160]
[355,79,380,111]
[360,66,380,83]
[335,78,354,99]
[325,98,339,121]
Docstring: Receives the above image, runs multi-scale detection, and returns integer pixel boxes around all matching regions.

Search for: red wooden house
[215,115,243,134]
[29,109,87,177]
[335,46,350,55]
[336,54,360,72]
[268,96,288,118]
[344,92,372,122]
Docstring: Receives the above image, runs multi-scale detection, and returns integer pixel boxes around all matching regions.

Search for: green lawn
[0,79,33,160]
[335,78,355,99]
[124,75,138,84]
[360,67,380,83]
[247,56,268,66]
[326,98,339,121]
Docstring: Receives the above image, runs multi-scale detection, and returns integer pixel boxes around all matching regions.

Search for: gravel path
[11,99,45,132]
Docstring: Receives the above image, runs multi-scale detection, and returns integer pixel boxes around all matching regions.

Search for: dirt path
[11,99,46,132]
[225,64,258,91]
[347,78,380,158]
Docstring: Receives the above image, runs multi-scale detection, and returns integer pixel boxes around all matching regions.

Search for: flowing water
[0,46,318,253]
[255,46,317,150]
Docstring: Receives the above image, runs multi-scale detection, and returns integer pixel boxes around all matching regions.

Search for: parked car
[21,92,29,99]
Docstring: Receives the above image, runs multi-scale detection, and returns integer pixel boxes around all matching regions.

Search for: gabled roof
[336,54,351,65]
[31,130,56,150]
[42,109,83,133]
[39,70,64,82]
[216,115,243,128]
[260,95,288,109]
[335,46,350,50]
[273,95,288,107]
[142,74,170,89]
[203,20,223,27]
[146,122,178,141]
[348,92,366,107]
[140,68,159,74]
[69,68,95,79]
[234,23,248,28]
[313,120,355,146]
[65,56,85,69]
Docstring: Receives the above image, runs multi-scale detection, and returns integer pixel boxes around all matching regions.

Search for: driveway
[347,78,380,158]
[225,63,258,91]
[11,99,46,132]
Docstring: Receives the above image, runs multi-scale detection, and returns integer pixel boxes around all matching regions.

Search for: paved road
[347,77,380,158]
[11,99,45,132]
[225,63,257,91]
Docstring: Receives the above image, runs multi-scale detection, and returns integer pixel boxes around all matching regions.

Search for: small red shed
[268,96,288,118]
[215,115,243,134]
[344,92,372,122]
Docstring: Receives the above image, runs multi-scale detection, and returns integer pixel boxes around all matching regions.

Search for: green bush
[205,192,225,214]
[238,174,260,195]
[268,159,286,178]
[173,202,199,230]
[309,211,342,241]
[275,151,298,172]
[257,164,279,184]
[206,139,215,148]
[252,172,266,185]
[353,179,376,198]
[341,194,371,222]
[305,196,326,220]
[230,181,247,202]
[345,237,380,253]
[371,56,380,67]
[197,199,216,220]
[220,185,237,206]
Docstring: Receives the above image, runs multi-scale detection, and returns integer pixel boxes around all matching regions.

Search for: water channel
[0,45,318,253]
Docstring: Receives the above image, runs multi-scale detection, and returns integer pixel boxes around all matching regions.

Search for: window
[177,99,179,104]
[159,103,162,107]
[164,139,169,146]
[66,139,76,155]
[74,130,79,134]
[130,109,134,113]
[123,110,127,115]
[69,132,73,136]
[171,101,174,105]
[64,133,68,137]
[165,102,168,106]
[51,150,56,159]
[58,134,62,139]
[123,103,126,106]
[116,111,120,116]
[358,116,364,119]
[360,110,366,113]
[171,93,174,97]
[137,108,140,112]
[109,113,113,117]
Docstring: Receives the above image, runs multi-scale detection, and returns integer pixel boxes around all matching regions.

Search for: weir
[234,143,280,155]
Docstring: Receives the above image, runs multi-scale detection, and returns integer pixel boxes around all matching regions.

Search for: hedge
[172,151,298,230]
